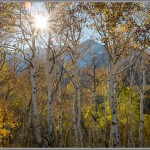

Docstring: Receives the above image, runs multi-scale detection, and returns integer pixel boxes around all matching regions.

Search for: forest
[0,2,150,148]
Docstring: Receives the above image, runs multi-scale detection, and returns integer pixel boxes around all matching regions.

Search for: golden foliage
[0,100,17,147]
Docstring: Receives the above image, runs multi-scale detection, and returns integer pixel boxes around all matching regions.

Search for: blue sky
[31,2,102,44]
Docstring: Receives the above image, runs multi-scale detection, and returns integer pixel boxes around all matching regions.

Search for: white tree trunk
[30,37,42,145]
[108,61,120,147]
[71,49,83,147]
[71,82,78,147]
[75,64,83,147]
[46,35,52,146]
[139,51,145,147]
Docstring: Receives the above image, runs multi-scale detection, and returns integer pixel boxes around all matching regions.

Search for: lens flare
[25,2,32,13]
[33,14,48,30]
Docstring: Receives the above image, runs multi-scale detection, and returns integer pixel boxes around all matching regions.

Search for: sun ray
[33,14,49,31]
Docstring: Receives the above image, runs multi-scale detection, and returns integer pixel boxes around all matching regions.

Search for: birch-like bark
[46,34,52,146]
[139,51,146,147]
[108,61,120,147]
[75,62,83,147]
[30,36,42,145]
[71,81,78,147]
[71,48,83,147]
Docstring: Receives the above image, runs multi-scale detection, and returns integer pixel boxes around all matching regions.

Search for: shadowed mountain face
[62,40,107,68]
[78,40,107,68]
[6,40,107,71]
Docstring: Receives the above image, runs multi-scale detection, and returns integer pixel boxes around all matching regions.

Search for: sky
[30,2,101,44]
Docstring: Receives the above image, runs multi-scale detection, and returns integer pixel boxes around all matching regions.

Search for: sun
[33,14,49,30]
